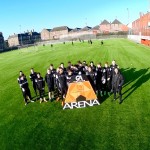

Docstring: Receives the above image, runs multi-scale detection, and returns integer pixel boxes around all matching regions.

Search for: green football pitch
[0,39,149,150]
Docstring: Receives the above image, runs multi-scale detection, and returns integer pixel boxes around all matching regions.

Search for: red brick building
[60,26,93,40]
[41,29,51,40]
[111,19,128,32]
[50,26,71,39]
[100,20,110,34]
[130,12,150,46]
[92,25,100,34]
[132,12,150,36]
[99,19,128,34]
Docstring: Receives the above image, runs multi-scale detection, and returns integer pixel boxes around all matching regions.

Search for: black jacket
[96,67,102,83]
[45,73,54,88]
[19,78,29,91]
[58,73,67,89]
[29,72,37,83]
[112,73,124,90]
[35,77,45,90]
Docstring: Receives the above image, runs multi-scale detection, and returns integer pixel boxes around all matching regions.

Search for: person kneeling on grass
[19,74,34,105]
[35,73,47,103]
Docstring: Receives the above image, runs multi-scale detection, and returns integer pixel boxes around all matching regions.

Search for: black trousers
[38,89,45,99]
[106,80,111,92]
[101,83,106,92]
[22,88,32,102]
[32,82,37,95]
[60,87,67,100]
[48,85,54,92]
[113,87,122,101]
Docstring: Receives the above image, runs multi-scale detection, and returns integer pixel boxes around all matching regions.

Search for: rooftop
[80,26,92,31]
[51,26,71,32]
[69,28,81,33]
[101,20,110,25]
[92,25,100,30]
[112,19,122,24]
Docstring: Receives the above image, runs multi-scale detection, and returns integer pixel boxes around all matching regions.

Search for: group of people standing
[17,60,124,106]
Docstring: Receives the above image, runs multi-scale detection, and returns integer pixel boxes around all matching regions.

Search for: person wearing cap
[112,68,124,104]
[35,73,47,103]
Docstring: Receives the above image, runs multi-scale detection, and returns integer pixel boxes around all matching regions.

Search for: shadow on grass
[99,67,150,104]
[98,93,110,104]
[121,67,150,102]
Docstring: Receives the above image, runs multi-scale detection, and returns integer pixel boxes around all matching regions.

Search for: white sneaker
[44,98,47,102]
[40,98,43,103]
[30,100,34,103]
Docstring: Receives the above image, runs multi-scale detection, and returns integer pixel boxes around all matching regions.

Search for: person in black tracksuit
[19,74,34,105]
[110,60,119,77]
[95,63,103,96]
[86,66,97,92]
[18,71,26,86]
[101,68,107,96]
[110,60,119,92]
[66,69,73,87]
[78,62,85,75]
[90,61,96,72]
[67,61,72,71]
[54,67,61,101]
[60,63,66,73]
[49,64,56,74]
[35,73,47,103]
[57,67,67,106]
[29,68,37,96]
[104,62,112,95]
[112,68,124,104]
[45,69,55,101]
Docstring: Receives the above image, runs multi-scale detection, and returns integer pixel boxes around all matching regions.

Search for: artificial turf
[0,39,149,150]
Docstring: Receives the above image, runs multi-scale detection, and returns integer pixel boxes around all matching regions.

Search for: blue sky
[0,0,149,39]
